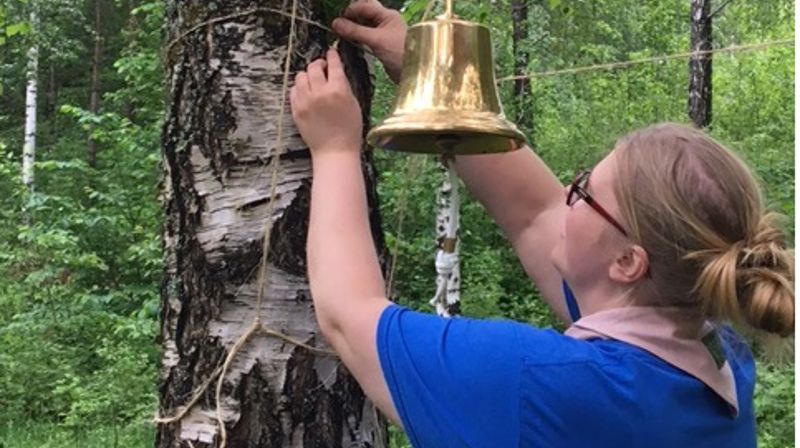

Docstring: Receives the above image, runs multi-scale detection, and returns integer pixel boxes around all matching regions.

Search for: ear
[609,244,649,284]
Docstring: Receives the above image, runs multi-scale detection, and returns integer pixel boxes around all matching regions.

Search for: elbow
[316,311,341,342]
[311,294,344,341]
[314,304,353,359]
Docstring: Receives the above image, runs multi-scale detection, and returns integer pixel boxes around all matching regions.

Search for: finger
[342,0,391,25]
[332,17,377,44]
[294,71,309,92]
[307,59,328,90]
[325,49,346,85]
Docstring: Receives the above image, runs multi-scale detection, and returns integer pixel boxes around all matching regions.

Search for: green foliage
[0,0,163,436]
[754,363,795,448]
[0,423,154,448]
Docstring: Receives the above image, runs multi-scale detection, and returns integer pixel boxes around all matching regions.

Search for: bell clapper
[435,134,461,160]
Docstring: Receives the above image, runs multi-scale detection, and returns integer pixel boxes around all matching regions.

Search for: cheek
[559,207,607,269]
[551,208,584,270]
[563,208,587,251]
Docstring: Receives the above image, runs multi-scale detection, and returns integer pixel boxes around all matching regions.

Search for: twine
[497,38,794,82]
[165,7,332,54]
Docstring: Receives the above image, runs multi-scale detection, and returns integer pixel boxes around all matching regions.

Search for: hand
[290,49,363,157]
[332,0,408,83]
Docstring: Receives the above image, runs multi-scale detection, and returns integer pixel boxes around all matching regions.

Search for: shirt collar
[565,306,739,416]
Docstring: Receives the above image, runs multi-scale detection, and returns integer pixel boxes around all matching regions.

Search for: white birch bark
[157,2,387,446]
[22,10,38,193]
[431,160,461,317]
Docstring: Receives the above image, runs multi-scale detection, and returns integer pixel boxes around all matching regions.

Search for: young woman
[289,1,794,445]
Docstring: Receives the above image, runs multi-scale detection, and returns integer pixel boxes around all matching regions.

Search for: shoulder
[378,304,595,364]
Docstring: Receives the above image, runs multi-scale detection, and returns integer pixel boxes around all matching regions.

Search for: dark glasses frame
[567,170,629,237]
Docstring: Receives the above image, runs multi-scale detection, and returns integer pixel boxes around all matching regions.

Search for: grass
[0,422,154,448]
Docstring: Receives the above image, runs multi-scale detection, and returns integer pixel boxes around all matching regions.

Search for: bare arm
[307,150,398,423]
[453,150,570,323]
[291,50,400,424]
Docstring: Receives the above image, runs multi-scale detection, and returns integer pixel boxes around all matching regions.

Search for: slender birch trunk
[432,162,461,317]
[22,10,38,194]
[156,1,388,446]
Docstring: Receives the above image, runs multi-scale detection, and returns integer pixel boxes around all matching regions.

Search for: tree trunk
[156,2,388,447]
[88,0,102,168]
[511,0,531,130]
[432,162,461,317]
[22,10,38,195]
[688,0,712,128]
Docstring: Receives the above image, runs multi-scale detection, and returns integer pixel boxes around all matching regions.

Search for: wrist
[311,147,361,167]
[310,138,361,156]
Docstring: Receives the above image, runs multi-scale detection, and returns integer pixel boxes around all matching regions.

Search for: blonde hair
[612,123,794,337]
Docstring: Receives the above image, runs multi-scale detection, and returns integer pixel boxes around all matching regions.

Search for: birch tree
[156,1,388,446]
[22,8,37,194]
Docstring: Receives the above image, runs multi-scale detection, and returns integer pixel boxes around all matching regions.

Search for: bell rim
[367,113,527,143]
[366,120,528,153]
[367,125,526,142]
[365,128,527,154]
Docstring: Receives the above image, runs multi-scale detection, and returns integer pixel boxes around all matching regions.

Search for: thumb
[332,17,377,46]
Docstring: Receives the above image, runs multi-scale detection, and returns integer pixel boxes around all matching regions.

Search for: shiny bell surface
[367,13,527,155]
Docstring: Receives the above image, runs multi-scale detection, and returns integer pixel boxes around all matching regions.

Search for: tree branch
[709,0,733,20]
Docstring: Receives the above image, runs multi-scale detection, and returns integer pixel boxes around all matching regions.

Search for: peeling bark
[157,2,387,446]
[688,0,712,129]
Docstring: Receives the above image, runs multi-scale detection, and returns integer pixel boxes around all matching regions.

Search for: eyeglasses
[567,170,629,237]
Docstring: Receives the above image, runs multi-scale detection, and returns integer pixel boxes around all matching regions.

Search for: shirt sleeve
[376,304,525,448]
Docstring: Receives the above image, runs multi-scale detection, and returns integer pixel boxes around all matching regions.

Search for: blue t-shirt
[376,304,756,447]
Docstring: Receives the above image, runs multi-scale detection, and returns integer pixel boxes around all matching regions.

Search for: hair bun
[689,212,794,337]
[737,213,794,337]
[741,213,789,268]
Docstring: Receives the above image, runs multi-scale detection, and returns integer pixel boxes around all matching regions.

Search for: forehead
[586,150,618,191]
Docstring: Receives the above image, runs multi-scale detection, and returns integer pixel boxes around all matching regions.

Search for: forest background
[0,0,794,446]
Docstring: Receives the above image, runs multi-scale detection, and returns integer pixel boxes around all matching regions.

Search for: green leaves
[4,21,29,37]
[401,0,429,22]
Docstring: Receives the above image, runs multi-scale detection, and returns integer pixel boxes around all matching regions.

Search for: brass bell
[367,0,527,155]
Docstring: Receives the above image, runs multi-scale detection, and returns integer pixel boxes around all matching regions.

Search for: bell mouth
[367,111,527,155]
